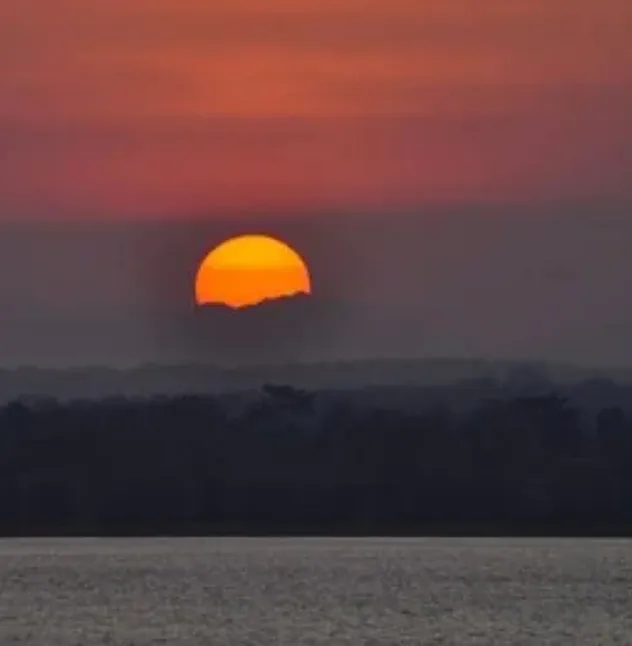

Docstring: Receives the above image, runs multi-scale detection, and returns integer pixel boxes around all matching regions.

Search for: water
[0,537,630,645]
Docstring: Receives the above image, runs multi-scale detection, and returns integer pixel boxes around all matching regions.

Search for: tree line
[0,380,631,536]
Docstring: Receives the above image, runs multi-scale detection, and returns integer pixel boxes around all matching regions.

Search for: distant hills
[1,294,632,398]
[0,357,631,404]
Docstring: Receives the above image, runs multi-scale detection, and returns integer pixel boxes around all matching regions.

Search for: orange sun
[195,234,312,309]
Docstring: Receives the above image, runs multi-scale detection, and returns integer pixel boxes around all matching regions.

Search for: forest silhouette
[1,373,632,536]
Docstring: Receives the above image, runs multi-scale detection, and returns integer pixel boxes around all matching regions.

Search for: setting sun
[195,234,312,309]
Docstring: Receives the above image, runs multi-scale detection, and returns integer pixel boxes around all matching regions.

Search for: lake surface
[0,537,630,645]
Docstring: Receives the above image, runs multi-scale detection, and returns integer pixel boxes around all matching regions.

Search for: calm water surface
[0,537,630,645]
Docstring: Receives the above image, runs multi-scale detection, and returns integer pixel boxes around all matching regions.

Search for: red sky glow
[1,0,631,218]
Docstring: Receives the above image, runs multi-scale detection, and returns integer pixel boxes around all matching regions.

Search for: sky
[2,0,631,217]
[0,1,631,367]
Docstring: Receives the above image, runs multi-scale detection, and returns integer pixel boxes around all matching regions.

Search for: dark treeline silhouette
[2,376,632,536]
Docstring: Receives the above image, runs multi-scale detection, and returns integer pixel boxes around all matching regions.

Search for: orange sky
[1,0,631,217]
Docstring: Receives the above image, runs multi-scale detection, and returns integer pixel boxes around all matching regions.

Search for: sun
[194,234,312,309]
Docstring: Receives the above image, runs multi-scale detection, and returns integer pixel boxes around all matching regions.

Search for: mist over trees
[1,374,632,536]
[1,358,631,403]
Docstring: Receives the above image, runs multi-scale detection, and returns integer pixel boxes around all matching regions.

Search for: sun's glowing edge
[194,234,312,309]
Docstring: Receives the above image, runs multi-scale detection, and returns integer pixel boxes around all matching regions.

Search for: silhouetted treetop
[0,377,631,536]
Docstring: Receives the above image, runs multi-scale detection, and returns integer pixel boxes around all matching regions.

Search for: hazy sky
[0,1,631,367]
[1,0,631,216]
